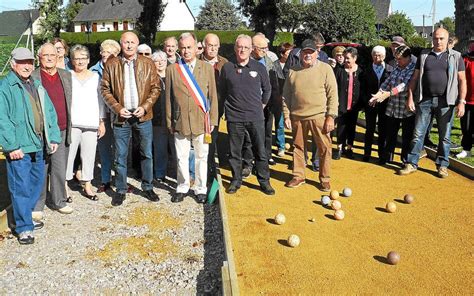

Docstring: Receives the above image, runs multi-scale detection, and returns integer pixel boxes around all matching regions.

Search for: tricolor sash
[175,59,212,143]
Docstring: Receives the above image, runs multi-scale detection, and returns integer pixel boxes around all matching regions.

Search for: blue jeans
[98,117,114,184]
[6,149,45,234]
[114,120,153,193]
[407,97,455,168]
[189,148,195,180]
[275,113,285,151]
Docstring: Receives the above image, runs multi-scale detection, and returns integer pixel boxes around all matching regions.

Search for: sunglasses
[197,47,203,50]
[138,52,151,56]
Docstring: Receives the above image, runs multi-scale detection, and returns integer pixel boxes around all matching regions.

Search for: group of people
[0,27,472,244]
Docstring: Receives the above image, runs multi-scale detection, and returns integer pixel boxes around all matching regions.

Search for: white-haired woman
[66,44,105,200]
[90,39,121,193]
[360,45,394,163]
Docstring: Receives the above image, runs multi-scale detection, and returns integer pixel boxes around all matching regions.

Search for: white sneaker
[456,150,471,159]
[277,149,285,157]
[32,211,43,221]
[57,205,74,214]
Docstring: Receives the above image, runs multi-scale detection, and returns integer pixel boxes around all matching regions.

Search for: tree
[435,17,455,35]
[303,0,377,44]
[380,11,416,40]
[196,0,242,30]
[35,0,63,42]
[276,1,305,33]
[240,0,278,45]
[63,1,83,32]
[454,0,473,51]
[136,0,166,46]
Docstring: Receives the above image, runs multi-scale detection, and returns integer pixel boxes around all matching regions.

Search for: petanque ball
[330,200,342,210]
[274,213,286,225]
[330,190,340,200]
[321,195,331,206]
[285,143,291,150]
[342,187,352,197]
[387,251,400,265]
[288,234,300,247]
[404,194,414,204]
[334,209,345,220]
[386,202,397,213]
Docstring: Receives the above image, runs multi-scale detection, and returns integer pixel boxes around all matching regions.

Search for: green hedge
[60,30,293,48]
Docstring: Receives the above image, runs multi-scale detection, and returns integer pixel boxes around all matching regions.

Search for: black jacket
[334,66,363,113]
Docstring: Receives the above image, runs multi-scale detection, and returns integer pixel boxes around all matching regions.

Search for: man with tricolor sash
[165,32,218,204]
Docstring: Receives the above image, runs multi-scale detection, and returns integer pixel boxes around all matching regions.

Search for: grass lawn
[358,112,473,167]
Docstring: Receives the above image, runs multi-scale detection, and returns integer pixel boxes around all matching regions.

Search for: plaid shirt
[381,61,416,119]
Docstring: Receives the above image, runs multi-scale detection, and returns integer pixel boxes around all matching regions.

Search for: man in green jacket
[0,48,61,245]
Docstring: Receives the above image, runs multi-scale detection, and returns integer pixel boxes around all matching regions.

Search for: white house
[73,0,194,33]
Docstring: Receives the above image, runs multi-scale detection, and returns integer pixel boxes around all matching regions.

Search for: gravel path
[0,176,225,294]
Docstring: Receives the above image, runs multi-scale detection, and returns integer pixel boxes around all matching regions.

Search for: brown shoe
[320,181,331,192]
[285,178,305,188]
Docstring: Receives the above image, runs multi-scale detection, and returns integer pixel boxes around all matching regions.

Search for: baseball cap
[391,36,405,46]
[11,47,35,61]
[301,39,317,52]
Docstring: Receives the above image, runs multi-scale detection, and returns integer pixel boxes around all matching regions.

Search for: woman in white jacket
[66,44,105,200]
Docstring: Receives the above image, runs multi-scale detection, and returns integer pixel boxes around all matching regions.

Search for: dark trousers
[384,115,415,164]
[207,123,219,182]
[264,106,275,159]
[461,104,474,151]
[242,131,253,168]
[364,102,387,158]
[336,110,359,149]
[228,121,270,186]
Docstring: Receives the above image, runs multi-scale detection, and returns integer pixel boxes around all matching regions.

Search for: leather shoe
[268,158,276,166]
[285,178,305,188]
[97,182,111,193]
[196,194,207,204]
[171,192,185,203]
[320,181,331,192]
[144,190,160,202]
[226,183,240,194]
[260,183,275,195]
[112,193,125,206]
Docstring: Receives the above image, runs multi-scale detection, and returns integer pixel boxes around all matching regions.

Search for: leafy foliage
[136,0,166,45]
[35,0,63,42]
[380,11,416,40]
[196,0,242,31]
[63,1,83,32]
[240,0,278,45]
[275,1,305,33]
[302,0,377,44]
[435,17,455,35]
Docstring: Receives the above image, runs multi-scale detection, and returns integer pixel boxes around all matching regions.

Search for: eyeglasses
[73,57,89,61]
[197,47,203,50]
[138,52,151,56]
[236,46,251,51]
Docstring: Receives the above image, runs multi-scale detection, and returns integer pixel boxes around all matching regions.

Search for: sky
[0,0,455,27]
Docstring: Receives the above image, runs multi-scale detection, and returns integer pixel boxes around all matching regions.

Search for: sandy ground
[218,123,474,295]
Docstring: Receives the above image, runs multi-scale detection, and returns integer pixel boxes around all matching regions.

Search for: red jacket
[464,55,474,105]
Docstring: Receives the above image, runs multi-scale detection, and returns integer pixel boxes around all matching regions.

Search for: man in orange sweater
[282,39,339,191]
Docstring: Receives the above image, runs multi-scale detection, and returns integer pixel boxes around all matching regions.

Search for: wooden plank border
[215,157,240,296]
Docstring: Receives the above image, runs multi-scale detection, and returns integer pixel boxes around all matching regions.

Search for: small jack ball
[387,251,400,265]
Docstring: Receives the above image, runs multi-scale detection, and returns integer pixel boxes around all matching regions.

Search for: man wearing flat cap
[282,39,338,192]
[0,47,61,245]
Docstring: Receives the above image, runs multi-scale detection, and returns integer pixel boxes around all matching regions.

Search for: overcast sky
[0,0,454,27]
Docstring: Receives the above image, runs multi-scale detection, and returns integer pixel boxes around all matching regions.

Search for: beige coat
[165,59,218,136]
